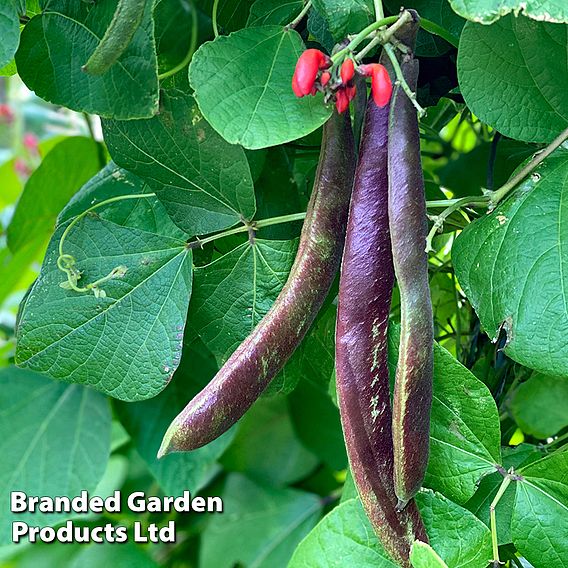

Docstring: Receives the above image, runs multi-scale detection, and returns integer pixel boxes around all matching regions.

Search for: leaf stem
[212,0,220,38]
[331,16,398,63]
[384,43,425,118]
[426,196,489,252]
[373,0,384,21]
[187,212,307,249]
[486,126,568,208]
[158,1,198,80]
[419,18,459,48]
[287,0,312,29]
[57,193,156,295]
[490,473,513,566]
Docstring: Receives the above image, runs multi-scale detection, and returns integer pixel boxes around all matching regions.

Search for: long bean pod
[158,110,356,456]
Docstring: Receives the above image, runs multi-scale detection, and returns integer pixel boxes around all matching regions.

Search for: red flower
[340,59,355,84]
[335,89,350,114]
[292,49,330,97]
[320,71,331,87]
[359,63,393,108]
[0,103,14,123]
[23,133,39,152]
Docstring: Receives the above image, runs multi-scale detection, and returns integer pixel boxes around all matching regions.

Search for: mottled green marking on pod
[159,110,356,457]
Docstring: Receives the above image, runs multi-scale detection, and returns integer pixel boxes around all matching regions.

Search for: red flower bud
[346,85,357,102]
[335,89,350,114]
[0,103,14,123]
[359,63,392,108]
[340,58,355,84]
[292,49,330,97]
[320,71,331,87]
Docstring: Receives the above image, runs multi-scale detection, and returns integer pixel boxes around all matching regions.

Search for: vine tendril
[57,193,156,297]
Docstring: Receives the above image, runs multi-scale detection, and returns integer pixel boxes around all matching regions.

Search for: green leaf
[449,0,568,24]
[69,542,158,568]
[511,373,568,438]
[410,542,449,568]
[15,173,193,401]
[290,492,492,568]
[0,1,20,69]
[311,0,373,41]
[247,0,303,26]
[16,0,159,119]
[7,137,101,253]
[457,16,568,143]
[115,340,234,495]
[415,491,492,568]
[188,238,298,364]
[200,473,322,568]
[513,452,568,567]
[189,26,332,149]
[0,367,111,545]
[388,327,502,503]
[154,0,195,76]
[453,148,568,378]
[197,0,256,32]
[102,90,256,235]
[221,396,318,485]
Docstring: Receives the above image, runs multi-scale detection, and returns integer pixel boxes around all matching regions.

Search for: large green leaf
[102,90,256,235]
[513,452,568,567]
[200,473,322,568]
[188,238,298,364]
[15,171,193,401]
[7,137,101,253]
[311,0,373,41]
[449,0,568,24]
[247,0,303,27]
[196,0,256,32]
[453,149,568,378]
[289,492,492,568]
[457,16,568,143]
[0,367,111,544]
[16,0,159,119]
[0,1,20,68]
[115,340,234,496]
[388,328,502,503]
[511,372,568,438]
[189,26,332,149]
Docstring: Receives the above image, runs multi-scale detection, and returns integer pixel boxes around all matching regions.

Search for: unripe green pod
[158,110,356,457]
[336,93,427,567]
[82,0,146,76]
[388,34,434,509]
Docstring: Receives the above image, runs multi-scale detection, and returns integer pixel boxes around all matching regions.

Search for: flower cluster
[292,49,393,114]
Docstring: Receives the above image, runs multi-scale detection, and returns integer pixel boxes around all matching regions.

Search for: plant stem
[486,132,501,191]
[331,16,398,63]
[420,18,459,48]
[487,125,568,207]
[426,196,489,252]
[212,0,220,37]
[187,212,307,249]
[158,1,198,80]
[287,0,312,29]
[384,43,425,118]
[373,0,384,21]
[490,474,513,566]
[83,112,106,168]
